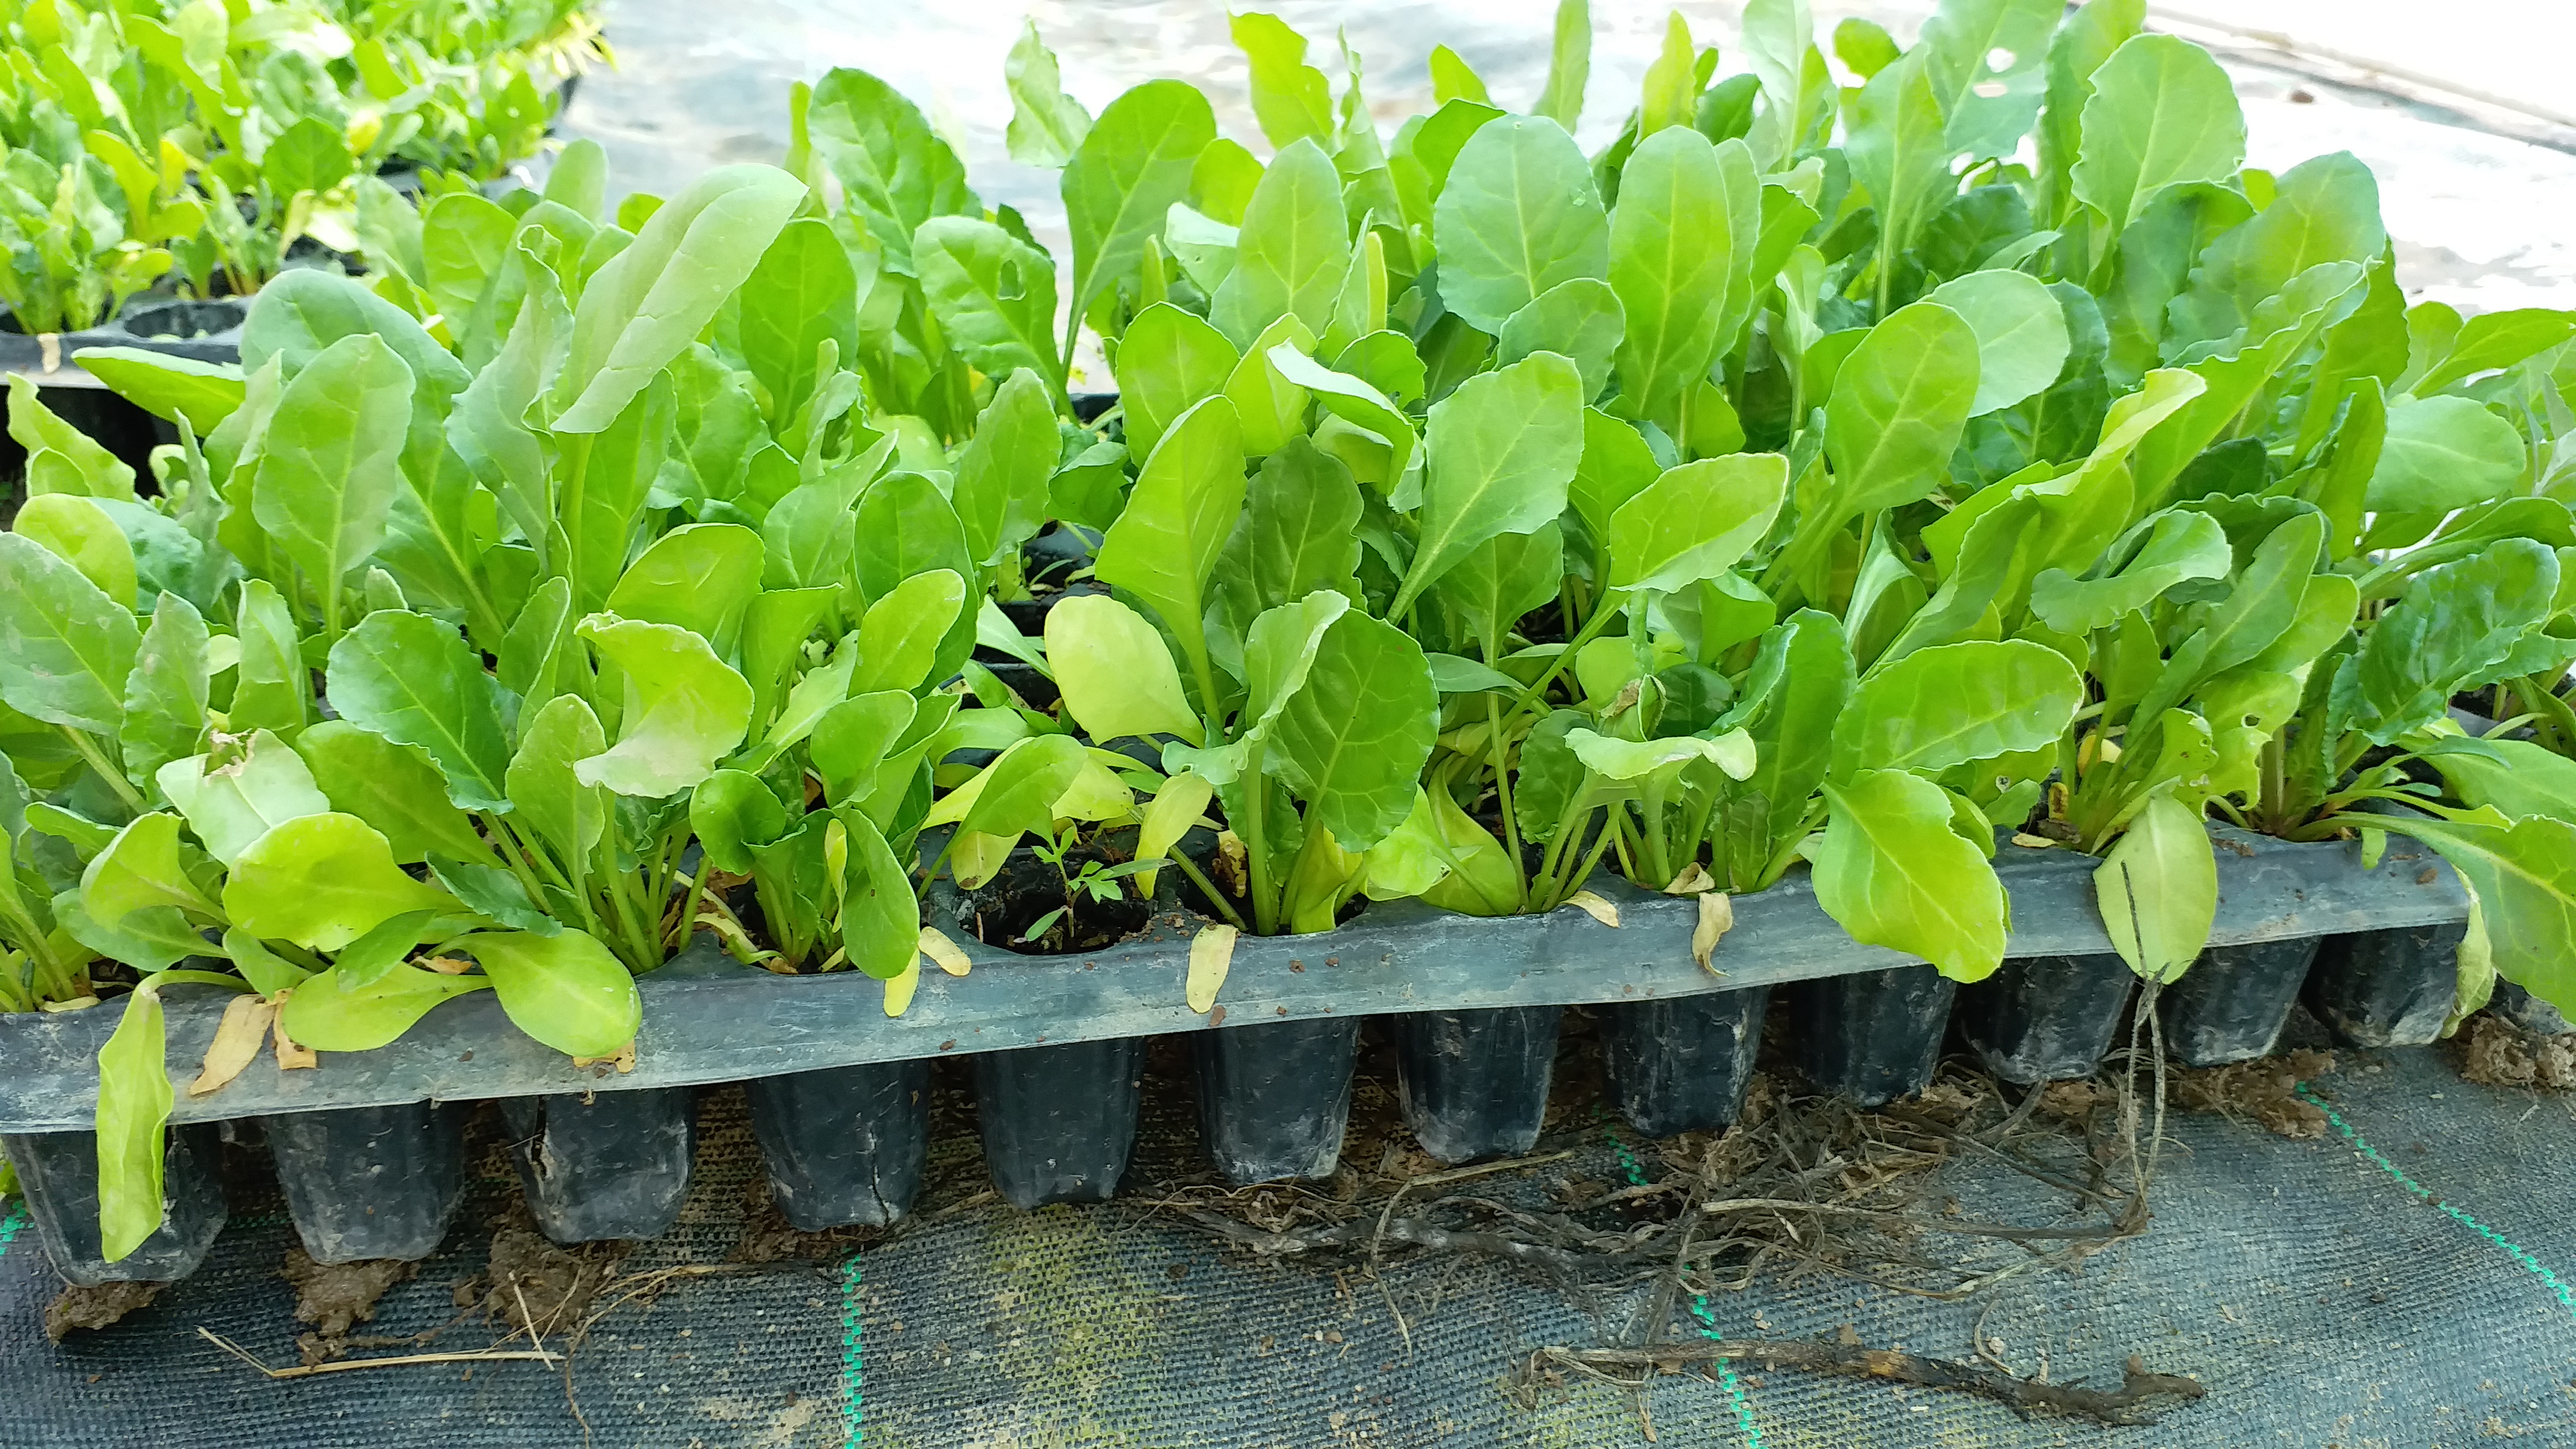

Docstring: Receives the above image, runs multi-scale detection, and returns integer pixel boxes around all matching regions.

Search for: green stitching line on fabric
[0,1202,25,1257]
[1600,1115,1763,1448]
[2295,1082,2576,1323]
[839,1252,864,1447]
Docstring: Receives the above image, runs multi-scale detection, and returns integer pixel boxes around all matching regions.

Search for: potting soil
[4,1012,2576,1448]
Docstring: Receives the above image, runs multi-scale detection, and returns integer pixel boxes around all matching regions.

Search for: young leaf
[16,495,138,607]
[603,522,767,656]
[953,371,1059,568]
[959,735,1088,845]
[2094,793,2218,982]
[156,732,332,867]
[573,617,756,797]
[1046,595,1204,746]
[230,580,310,737]
[2071,35,2245,244]
[1608,127,1757,428]
[1924,269,2070,416]
[73,349,245,439]
[1005,19,1092,167]
[1607,453,1789,595]
[454,930,641,1057]
[2331,538,2560,746]
[1393,353,1585,615]
[1210,138,1351,351]
[2363,396,2526,515]
[224,813,456,951]
[508,694,613,868]
[1230,12,1335,149]
[1813,769,2008,981]
[1823,301,1982,513]
[1065,82,1218,325]
[738,218,859,428]
[82,812,223,926]
[121,594,210,791]
[1432,115,1607,333]
[252,334,415,634]
[914,216,1064,396]
[1115,304,1239,460]
[806,68,978,268]
[0,532,139,735]
[1095,396,1248,704]
[850,569,967,695]
[325,610,516,811]
[1533,0,1592,129]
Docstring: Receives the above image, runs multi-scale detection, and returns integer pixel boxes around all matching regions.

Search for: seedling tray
[0,828,2470,1134]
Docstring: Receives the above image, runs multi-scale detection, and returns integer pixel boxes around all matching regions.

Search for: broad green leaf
[1834,639,2083,779]
[94,984,171,1262]
[2129,510,2329,727]
[1066,81,1217,320]
[604,522,766,657]
[2331,538,2559,746]
[691,770,790,875]
[1498,279,1624,404]
[1813,768,2007,981]
[1115,303,1239,460]
[0,532,138,734]
[508,694,612,868]
[1433,525,1561,661]
[1925,269,2070,416]
[229,579,309,736]
[1137,771,1216,897]
[1568,728,1756,782]
[573,616,755,797]
[1271,609,1438,853]
[82,811,221,925]
[1231,12,1335,148]
[225,813,455,951]
[914,216,1063,396]
[1265,345,1417,482]
[1095,396,1248,701]
[2094,792,2218,982]
[738,218,859,425]
[1823,301,1981,513]
[325,610,515,811]
[2028,508,2232,634]
[806,67,977,267]
[1046,595,1203,745]
[2422,737,2576,823]
[121,594,210,791]
[2365,812,2576,1014]
[839,809,921,980]
[1843,52,1950,266]
[295,721,491,865]
[1005,18,1092,167]
[2166,151,2385,349]
[1393,352,1585,615]
[1607,453,1789,594]
[1243,591,1353,737]
[1568,408,1662,550]
[157,731,331,867]
[1432,115,1607,333]
[850,569,967,695]
[15,494,137,609]
[8,375,136,500]
[2071,35,2245,243]
[2364,395,2526,515]
[2414,308,2576,396]
[959,733,1088,845]
[552,165,807,433]
[1917,0,2057,159]
[459,930,641,1057]
[953,371,1059,567]
[812,690,918,807]
[253,334,415,632]
[281,961,491,1052]
[1210,138,1351,350]
[1222,435,1366,627]
[240,271,470,409]
[1725,611,1853,888]
[1608,127,1756,427]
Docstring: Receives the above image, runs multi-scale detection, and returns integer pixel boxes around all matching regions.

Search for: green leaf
[121,594,210,792]
[225,813,456,951]
[1432,115,1607,333]
[850,569,966,695]
[8,376,136,500]
[81,811,221,928]
[1607,453,1789,595]
[2413,308,2576,396]
[458,930,641,1057]
[94,983,171,1262]
[690,769,790,876]
[604,522,767,658]
[552,165,808,433]
[1271,608,1439,853]
[1843,53,1952,266]
[1637,11,1699,136]
[325,610,515,811]
[1823,301,1982,514]
[0,532,138,734]
[69,348,244,439]
[1533,0,1591,129]
[507,694,612,869]
[1725,611,1854,888]
[1497,279,1624,405]
[961,733,1087,845]
[2364,396,2526,515]
[156,730,332,867]
[1918,0,2058,159]
[953,371,1059,569]
[1607,127,1756,427]
[1065,81,1216,321]
[1429,44,1490,105]
[229,580,310,737]
[914,216,1064,396]
[240,271,470,409]
[2071,35,2245,243]
[262,115,353,196]
[1568,727,1756,782]
[2422,737,2576,823]
[807,67,977,268]
[1046,594,1203,746]
[2366,812,2576,1014]
[1835,640,2083,779]
[2028,508,2232,634]
[1568,408,1663,552]
[16,494,137,611]
[839,809,921,979]
[1924,269,2070,416]
[1005,18,1092,167]
[295,721,492,866]
[252,334,414,631]
[1230,12,1335,149]
[1220,435,1366,628]
[1813,769,2008,981]
[2332,538,2559,746]
[811,691,918,808]
[1210,138,1351,350]
[2094,793,2218,982]
[1225,316,1320,457]
[1393,352,1585,615]
[574,617,755,798]
[1433,525,1561,661]
[280,961,491,1053]
[2166,151,2386,350]
[1115,304,1239,460]
[1096,396,1248,703]
[738,218,859,425]
[2130,510,2328,726]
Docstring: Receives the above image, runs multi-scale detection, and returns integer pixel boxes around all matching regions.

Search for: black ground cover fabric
[6,1008,2575,1448]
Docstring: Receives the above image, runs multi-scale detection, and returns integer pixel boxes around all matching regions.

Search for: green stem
[2517,675,2576,754]
[1240,744,1276,936]
[1499,602,1622,738]
[1484,694,1529,912]
[1166,851,1247,931]
[63,728,146,816]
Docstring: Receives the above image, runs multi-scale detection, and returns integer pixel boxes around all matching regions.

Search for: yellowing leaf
[1565,890,1621,927]
[187,992,272,1097]
[883,954,921,1017]
[1663,863,1715,895]
[920,926,972,977]
[1693,891,1735,973]
[271,993,318,1069]
[1187,923,1238,1014]
[1137,771,1215,897]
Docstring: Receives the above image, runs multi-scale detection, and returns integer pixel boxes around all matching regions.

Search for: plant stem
[1165,851,1247,930]
[1484,694,1529,911]
[63,727,146,816]
[1239,742,1277,935]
